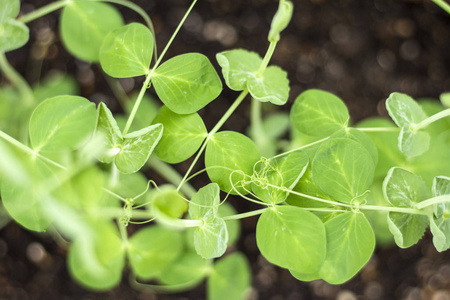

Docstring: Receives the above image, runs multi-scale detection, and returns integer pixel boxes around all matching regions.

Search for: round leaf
[153,105,207,163]
[256,206,326,274]
[152,53,223,114]
[290,89,349,137]
[128,226,184,280]
[205,131,260,195]
[319,212,375,284]
[0,20,29,53]
[100,23,153,78]
[312,138,375,203]
[0,0,20,23]
[60,1,124,62]
[386,92,427,127]
[247,65,290,105]
[29,96,96,153]
[159,251,211,286]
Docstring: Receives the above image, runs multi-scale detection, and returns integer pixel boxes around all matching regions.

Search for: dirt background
[1,0,450,299]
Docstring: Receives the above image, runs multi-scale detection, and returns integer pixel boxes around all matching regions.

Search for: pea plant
[1,0,450,298]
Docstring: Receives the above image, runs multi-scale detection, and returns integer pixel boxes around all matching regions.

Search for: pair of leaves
[99,22,222,114]
[95,102,163,174]
[205,131,261,195]
[386,93,430,157]
[60,1,124,62]
[189,183,228,259]
[216,49,289,105]
[289,211,375,284]
[251,151,309,204]
[0,0,29,52]
[152,105,207,163]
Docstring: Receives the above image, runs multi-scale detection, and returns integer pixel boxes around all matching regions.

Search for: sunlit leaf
[152,53,222,114]
[100,23,153,78]
[153,105,207,163]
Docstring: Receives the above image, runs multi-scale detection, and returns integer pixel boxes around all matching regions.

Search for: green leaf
[207,253,251,300]
[216,49,289,105]
[159,250,210,286]
[1,163,52,231]
[383,167,428,208]
[68,222,125,291]
[100,23,153,78]
[387,212,428,248]
[398,127,430,157]
[319,212,375,284]
[386,92,427,128]
[0,0,20,23]
[189,184,228,259]
[128,226,183,280]
[216,49,261,91]
[290,269,321,282]
[383,167,429,248]
[152,53,223,114]
[153,105,207,163]
[29,95,97,153]
[60,1,124,62]
[330,128,378,166]
[114,123,163,173]
[150,185,188,224]
[205,131,260,195]
[0,20,29,53]
[247,66,289,105]
[440,93,450,108]
[290,89,350,138]
[252,151,309,204]
[312,138,375,203]
[256,206,326,274]
[95,102,123,163]
[430,176,450,252]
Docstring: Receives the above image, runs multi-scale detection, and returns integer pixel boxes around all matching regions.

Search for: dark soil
[1,0,450,299]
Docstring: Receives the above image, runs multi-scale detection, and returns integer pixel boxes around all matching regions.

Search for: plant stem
[0,53,34,107]
[151,0,199,71]
[176,89,249,192]
[250,98,267,149]
[415,195,450,210]
[256,41,277,76]
[432,0,450,15]
[0,130,66,170]
[360,204,431,216]
[148,156,197,198]
[222,208,268,221]
[357,127,400,132]
[413,108,450,130]
[122,73,152,135]
[272,136,329,159]
[18,0,71,23]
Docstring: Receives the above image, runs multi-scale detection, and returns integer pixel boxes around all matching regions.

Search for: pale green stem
[103,187,127,202]
[432,0,450,15]
[250,98,267,148]
[222,208,268,221]
[360,204,431,216]
[282,188,347,207]
[272,136,329,159]
[122,73,152,135]
[357,127,400,132]
[0,130,66,170]
[256,41,277,76]
[118,222,129,247]
[413,108,450,131]
[18,0,71,23]
[151,0,199,71]
[102,73,130,109]
[148,156,197,198]
[0,53,34,106]
[176,89,249,192]
[415,195,450,210]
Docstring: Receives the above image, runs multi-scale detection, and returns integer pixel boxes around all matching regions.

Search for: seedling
[0,0,449,298]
